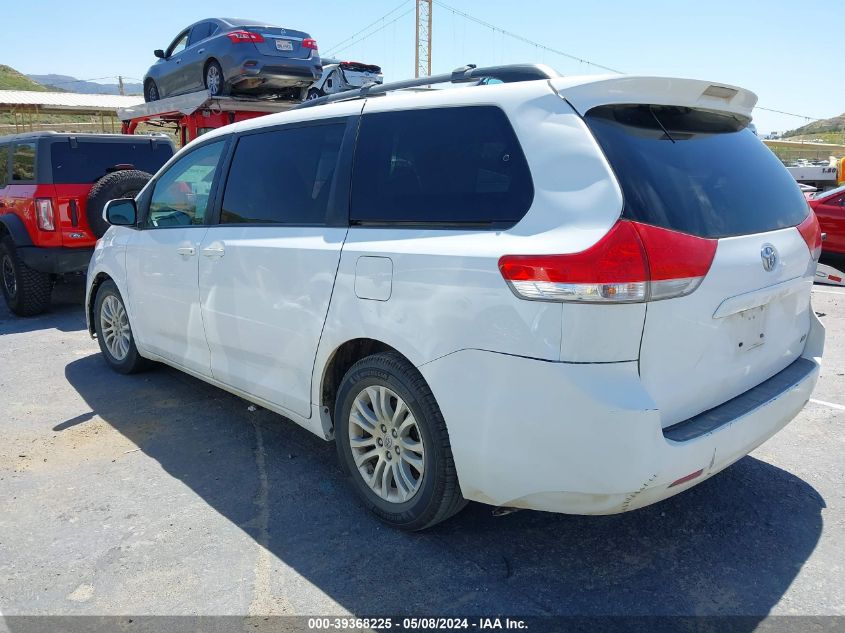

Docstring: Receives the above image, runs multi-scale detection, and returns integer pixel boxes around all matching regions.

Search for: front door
[199,119,351,418]
[126,140,227,376]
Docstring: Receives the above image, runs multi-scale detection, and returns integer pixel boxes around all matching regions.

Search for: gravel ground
[0,278,843,623]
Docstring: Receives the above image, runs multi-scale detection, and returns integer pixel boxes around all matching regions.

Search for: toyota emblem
[761,244,778,272]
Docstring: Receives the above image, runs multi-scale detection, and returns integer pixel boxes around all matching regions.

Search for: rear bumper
[18,246,94,274]
[229,59,321,90]
[419,312,824,515]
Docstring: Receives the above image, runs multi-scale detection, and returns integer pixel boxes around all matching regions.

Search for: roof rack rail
[294,63,560,110]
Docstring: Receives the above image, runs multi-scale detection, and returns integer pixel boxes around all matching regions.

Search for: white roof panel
[0,90,143,111]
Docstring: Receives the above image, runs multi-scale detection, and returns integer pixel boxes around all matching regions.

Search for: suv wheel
[0,237,52,317]
[86,170,152,238]
[335,352,467,530]
[305,88,324,101]
[93,280,150,374]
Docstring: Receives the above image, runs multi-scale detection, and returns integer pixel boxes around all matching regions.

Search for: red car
[808,184,845,255]
[0,132,173,316]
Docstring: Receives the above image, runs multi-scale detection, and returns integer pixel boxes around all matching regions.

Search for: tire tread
[339,351,467,530]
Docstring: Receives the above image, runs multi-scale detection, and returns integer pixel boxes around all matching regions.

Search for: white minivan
[87,64,824,530]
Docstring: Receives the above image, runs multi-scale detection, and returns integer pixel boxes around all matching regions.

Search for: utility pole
[118,76,125,96]
[415,0,432,78]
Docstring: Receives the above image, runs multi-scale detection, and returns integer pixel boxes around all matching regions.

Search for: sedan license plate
[275,39,294,51]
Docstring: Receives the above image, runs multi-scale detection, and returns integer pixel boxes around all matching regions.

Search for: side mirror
[154,49,165,59]
[104,198,137,226]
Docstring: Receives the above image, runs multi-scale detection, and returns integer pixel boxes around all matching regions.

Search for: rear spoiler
[551,75,757,121]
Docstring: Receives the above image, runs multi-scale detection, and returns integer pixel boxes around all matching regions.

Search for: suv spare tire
[86,170,152,238]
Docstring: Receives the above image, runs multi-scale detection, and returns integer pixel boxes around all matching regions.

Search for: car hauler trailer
[786,161,844,191]
[117,90,299,145]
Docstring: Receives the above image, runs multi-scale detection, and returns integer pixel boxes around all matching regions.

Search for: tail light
[797,211,822,261]
[302,38,318,50]
[35,198,55,231]
[498,220,717,303]
[227,30,264,43]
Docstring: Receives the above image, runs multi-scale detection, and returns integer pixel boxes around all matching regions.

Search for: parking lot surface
[0,279,843,620]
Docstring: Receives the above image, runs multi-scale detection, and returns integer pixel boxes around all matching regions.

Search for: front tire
[0,236,52,317]
[335,352,466,530]
[144,79,159,102]
[305,88,324,101]
[93,280,150,374]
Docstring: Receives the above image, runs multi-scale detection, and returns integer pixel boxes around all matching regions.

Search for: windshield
[585,105,810,239]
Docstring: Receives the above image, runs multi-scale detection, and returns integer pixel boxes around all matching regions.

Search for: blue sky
[4,0,842,134]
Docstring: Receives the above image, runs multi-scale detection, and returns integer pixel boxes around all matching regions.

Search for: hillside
[0,65,52,91]
[784,112,845,138]
[27,74,142,96]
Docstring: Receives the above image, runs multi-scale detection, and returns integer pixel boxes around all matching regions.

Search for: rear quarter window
[12,142,36,181]
[50,140,173,184]
[350,106,533,227]
[585,105,809,238]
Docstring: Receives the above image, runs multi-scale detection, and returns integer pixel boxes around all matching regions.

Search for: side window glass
[0,145,9,187]
[11,143,36,181]
[350,106,533,226]
[146,141,225,228]
[220,123,345,225]
[188,23,211,46]
[168,32,189,57]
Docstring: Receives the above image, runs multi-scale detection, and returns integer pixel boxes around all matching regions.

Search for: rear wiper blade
[649,106,676,143]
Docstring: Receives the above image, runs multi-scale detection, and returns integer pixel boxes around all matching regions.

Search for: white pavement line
[812,289,845,296]
[810,398,845,412]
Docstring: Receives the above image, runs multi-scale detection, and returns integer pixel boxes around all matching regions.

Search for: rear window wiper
[649,106,676,144]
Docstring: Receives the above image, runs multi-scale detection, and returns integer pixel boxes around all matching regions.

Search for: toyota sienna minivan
[87,65,824,530]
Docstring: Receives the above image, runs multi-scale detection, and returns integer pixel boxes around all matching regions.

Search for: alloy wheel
[2,254,16,298]
[348,385,425,503]
[100,295,131,361]
[206,66,221,95]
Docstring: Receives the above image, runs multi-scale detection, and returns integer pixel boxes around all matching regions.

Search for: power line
[755,106,823,122]
[324,0,413,55]
[433,0,623,74]
[327,7,416,57]
[41,75,121,86]
[433,2,827,123]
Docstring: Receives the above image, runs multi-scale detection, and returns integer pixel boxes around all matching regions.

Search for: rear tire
[335,352,467,530]
[0,236,52,317]
[93,280,151,374]
[86,170,152,238]
[305,88,324,101]
[204,60,225,96]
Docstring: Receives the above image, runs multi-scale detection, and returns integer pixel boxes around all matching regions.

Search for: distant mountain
[0,65,54,91]
[784,112,845,138]
[26,74,143,96]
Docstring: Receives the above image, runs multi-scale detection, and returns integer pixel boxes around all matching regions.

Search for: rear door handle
[201,244,225,258]
[176,246,196,256]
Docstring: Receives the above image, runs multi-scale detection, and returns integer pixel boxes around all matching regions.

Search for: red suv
[0,132,174,315]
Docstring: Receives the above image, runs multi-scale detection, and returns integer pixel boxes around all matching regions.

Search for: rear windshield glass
[585,105,809,238]
[50,140,173,184]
